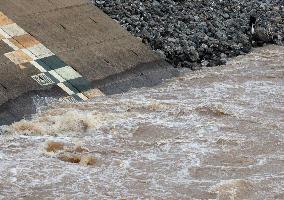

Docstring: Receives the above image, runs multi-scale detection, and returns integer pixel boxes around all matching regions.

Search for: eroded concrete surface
[0,45,283,199]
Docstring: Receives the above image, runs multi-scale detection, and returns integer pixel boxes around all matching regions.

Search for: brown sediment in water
[58,153,96,166]
[43,140,96,166]
[58,153,81,164]
[11,120,43,134]
[6,110,115,135]
[209,179,255,200]
[195,104,231,117]
[45,141,64,153]
[216,138,239,146]
[0,45,283,199]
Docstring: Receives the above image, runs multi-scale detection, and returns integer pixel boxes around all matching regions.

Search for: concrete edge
[0,59,179,125]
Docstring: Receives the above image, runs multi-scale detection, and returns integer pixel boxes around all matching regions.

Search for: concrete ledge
[0,60,178,126]
[94,59,179,95]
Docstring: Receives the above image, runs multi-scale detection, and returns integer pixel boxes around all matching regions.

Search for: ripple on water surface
[0,45,284,199]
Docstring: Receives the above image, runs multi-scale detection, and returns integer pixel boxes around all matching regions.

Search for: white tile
[27,43,54,59]
[57,83,75,95]
[1,23,26,37]
[54,66,82,81]
[49,70,65,83]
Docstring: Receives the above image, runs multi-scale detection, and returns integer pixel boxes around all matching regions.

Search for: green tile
[38,55,67,69]
[45,72,60,84]
[35,59,52,71]
[68,77,92,92]
[63,81,80,94]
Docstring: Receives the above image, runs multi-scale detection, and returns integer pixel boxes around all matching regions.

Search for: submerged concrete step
[0,0,178,125]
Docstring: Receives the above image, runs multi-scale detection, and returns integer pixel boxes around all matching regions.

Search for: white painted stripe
[27,43,54,59]
[2,38,19,50]
[30,61,47,72]
[49,70,65,83]
[77,93,88,100]
[22,48,37,60]
[57,83,75,95]
[0,23,26,37]
[54,66,82,81]
[0,28,11,38]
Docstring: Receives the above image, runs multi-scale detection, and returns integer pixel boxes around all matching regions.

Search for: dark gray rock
[93,0,284,69]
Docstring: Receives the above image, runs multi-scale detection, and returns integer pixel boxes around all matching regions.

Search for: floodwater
[0,45,283,199]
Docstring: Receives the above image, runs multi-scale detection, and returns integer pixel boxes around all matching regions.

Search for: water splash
[0,45,283,199]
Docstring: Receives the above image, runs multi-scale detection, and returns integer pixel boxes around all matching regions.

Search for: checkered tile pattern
[0,11,104,102]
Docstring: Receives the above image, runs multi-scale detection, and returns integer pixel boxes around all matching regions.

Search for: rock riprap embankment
[93,0,284,69]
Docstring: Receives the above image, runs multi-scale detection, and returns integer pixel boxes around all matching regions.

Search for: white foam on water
[0,45,284,199]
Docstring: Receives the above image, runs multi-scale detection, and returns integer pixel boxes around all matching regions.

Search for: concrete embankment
[0,0,178,125]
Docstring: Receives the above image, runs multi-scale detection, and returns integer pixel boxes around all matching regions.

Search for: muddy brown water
[0,45,283,199]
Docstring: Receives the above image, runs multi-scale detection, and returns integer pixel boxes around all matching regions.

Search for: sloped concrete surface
[0,0,177,125]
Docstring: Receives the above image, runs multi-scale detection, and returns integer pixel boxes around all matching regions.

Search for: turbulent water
[0,45,283,199]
